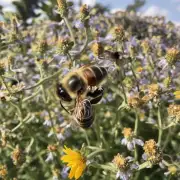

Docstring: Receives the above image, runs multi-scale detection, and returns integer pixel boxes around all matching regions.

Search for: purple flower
[74,20,84,29]
[45,152,54,162]
[61,167,69,179]
[121,137,144,151]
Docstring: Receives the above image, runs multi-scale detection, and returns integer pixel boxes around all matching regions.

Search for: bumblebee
[57,65,107,102]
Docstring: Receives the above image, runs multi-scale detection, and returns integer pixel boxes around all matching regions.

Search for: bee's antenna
[60,100,71,115]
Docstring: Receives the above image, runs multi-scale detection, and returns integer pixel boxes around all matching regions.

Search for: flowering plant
[0,1,180,179]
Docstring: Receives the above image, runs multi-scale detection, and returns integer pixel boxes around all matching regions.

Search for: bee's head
[57,83,72,102]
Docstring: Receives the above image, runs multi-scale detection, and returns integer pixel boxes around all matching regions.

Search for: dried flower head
[47,145,57,152]
[121,128,144,151]
[128,94,145,108]
[61,146,87,179]
[113,153,129,170]
[37,40,48,54]
[143,139,162,164]
[57,37,74,54]
[122,128,133,139]
[57,0,68,17]
[166,48,180,64]
[0,164,7,178]
[113,25,125,42]
[167,104,180,122]
[141,40,151,54]
[0,61,6,75]
[79,4,89,22]
[91,42,104,57]
[11,147,25,165]
[142,84,160,102]
[0,130,7,147]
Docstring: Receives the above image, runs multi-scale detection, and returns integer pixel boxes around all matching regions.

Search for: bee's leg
[60,100,71,115]
[87,87,104,104]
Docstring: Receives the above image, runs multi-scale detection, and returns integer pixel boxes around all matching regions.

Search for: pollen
[122,128,133,138]
[112,153,129,170]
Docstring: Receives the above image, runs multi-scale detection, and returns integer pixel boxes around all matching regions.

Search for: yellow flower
[122,128,133,139]
[174,90,180,99]
[61,146,86,179]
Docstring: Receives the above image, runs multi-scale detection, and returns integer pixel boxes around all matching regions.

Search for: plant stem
[87,149,106,159]
[134,111,139,161]
[82,129,90,146]
[0,75,12,95]
[25,69,62,90]
[80,27,89,54]
[157,104,163,146]
[63,16,76,45]
[138,161,152,170]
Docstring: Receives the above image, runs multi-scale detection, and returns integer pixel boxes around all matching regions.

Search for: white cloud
[0,0,14,7]
[73,0,96,6]
[143,5,168,17]
[0,0,19,12]
[111,8,125,13]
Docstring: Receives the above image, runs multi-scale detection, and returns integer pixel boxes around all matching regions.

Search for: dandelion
[61,146,87,179]
[142,139,162,165]
[121,128,144,151]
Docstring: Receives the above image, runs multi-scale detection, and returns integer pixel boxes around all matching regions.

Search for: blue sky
[96,0,180,22]
[0,0,180,23]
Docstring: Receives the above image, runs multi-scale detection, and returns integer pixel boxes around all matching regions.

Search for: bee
[57,65,107,129]
[56,65,107,102]
[73,98,94,129]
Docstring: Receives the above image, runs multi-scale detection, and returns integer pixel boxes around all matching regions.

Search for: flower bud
[113,26,125,42]
[57,0,68,17]
[166,48,180,65]
[91,42,104,57]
